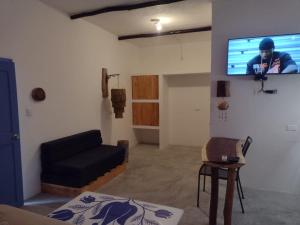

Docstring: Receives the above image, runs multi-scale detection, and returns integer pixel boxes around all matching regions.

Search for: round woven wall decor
[31,88,46,101]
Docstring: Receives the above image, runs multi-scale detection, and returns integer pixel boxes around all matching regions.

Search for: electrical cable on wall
[255,75,277,94]
[180,42,184,61]
[174,34,184,61]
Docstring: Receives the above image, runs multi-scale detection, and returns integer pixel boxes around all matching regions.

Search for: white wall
[138,32,211,75]
[211,0,300,194]
[0,0,139,199]
[159,75,169,149]
[167,74,210,147]
[137,34,211,148]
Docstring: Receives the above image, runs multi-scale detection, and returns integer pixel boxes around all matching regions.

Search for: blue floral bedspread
[48,192,183,225]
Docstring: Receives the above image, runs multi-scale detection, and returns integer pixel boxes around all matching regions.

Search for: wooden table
[202,138,246,225]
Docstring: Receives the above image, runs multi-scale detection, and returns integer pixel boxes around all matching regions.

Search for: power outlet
[25,108,32,117]
[286,124,298,131]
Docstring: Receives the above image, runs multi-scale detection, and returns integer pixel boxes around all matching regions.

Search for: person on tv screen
[246,37,298,75]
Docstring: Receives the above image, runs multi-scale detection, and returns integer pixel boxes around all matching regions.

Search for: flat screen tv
[227,33,300,76]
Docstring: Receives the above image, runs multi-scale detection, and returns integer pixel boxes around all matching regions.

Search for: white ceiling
[40,0,211,43]
[41,0,153,15]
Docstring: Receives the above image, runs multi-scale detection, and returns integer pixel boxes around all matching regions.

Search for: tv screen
[227,34,300,76]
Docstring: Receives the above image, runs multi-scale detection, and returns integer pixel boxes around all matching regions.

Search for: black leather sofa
[40,130,125,188]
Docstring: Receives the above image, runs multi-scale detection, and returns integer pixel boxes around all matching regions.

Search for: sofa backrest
[41,130,102,166]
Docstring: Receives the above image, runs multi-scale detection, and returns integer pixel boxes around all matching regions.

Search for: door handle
[12,134,20,140]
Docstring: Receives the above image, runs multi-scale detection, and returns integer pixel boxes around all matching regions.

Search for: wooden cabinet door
[132,75,158,99]
[132,103,159,126]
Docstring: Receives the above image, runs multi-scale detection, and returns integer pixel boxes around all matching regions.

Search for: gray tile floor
[24,144,300,225]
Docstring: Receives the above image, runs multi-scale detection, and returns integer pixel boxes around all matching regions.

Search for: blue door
[0,58,23,206]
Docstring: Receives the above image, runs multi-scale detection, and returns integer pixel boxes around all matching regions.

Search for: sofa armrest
[0,205,69,225]
[117,140,129,162]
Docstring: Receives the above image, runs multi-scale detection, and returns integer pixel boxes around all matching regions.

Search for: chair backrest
[242,136,253,156]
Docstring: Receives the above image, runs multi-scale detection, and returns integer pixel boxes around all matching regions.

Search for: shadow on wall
[134,129,159,145]
[100,99,112,144]
[166,73,210,87]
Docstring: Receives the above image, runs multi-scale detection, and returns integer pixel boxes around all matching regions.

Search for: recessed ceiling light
[158,17,172,24]
[155,22,162,31]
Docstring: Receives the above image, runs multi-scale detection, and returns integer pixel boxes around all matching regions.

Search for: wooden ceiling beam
[70,0,185,20]
[118,26,212,40]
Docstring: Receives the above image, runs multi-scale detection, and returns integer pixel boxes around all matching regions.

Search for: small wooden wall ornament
[217,100,229,110]
[216,80,230,110]
[31,88,46,101]
[217,80,230,97]
[216,80,230,121]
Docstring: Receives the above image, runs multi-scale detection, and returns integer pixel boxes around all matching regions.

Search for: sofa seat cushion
[41,145,125,187]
